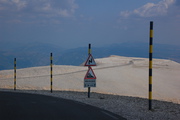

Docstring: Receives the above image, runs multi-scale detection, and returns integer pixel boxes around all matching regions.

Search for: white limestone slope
[0,55,180,103]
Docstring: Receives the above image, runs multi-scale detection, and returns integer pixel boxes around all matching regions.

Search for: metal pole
[50,53,53,93]
[149,21,153,110]
[14,58,16,91]
[88,44,91,98]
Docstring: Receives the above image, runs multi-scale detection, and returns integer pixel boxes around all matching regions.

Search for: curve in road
[0,91,126,120]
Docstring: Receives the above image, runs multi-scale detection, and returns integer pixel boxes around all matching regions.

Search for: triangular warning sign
[84,54,96,66]
[84,67,96,79]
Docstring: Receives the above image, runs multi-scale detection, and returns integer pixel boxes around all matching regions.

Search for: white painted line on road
[101,111,119,120]
[74,101,87,106]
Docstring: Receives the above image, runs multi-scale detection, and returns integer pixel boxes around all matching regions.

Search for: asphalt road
[0,91,126,120]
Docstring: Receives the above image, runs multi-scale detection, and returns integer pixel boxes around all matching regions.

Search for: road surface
[0,91,126,120]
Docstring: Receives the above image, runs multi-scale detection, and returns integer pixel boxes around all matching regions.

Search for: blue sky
[0,0,179,48]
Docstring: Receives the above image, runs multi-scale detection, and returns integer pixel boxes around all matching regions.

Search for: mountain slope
[1,42,180,70]
[1,55,180,103]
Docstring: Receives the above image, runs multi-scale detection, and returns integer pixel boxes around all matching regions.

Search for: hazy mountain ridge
[0,42,180,70]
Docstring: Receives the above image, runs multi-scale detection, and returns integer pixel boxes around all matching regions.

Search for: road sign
[84,67,96,79]
[84,54,96,66]
[84,67,96,88]
[84,79,96,88]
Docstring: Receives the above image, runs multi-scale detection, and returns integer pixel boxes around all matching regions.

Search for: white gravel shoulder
[1,89,180,120]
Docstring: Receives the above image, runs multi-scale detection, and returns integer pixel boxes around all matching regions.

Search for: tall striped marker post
[149,21,153,110]
[14,58,16,91]
[50,53,53,93]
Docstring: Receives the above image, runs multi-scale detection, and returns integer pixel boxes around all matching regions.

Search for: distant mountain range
[0,42,180,70]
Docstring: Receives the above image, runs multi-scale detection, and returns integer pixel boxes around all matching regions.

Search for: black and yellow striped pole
[149,21,153,110]
[14,58,16,91]
[88,44,91,98]
[50,53,53,93]
[88,43,91,55]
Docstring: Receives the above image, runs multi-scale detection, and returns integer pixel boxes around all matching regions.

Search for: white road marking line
[101,111,119,120]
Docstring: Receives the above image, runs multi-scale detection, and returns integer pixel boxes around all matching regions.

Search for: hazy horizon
[0,0,180,49]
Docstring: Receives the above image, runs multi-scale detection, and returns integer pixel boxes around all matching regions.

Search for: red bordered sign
[84,67,96,87]
[84,67,96,79]
[84,54,96,66]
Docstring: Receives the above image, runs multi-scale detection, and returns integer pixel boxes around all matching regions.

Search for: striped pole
[88,44,91,98]
[50,53,53,93]
[149,21,153,110]
[14,58,16,91]
[88,44,91,55]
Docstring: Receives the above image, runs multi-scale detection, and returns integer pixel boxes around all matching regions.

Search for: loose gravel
[1,89,180,120]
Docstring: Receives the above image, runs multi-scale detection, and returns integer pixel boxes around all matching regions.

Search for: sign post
[84,44,96,98]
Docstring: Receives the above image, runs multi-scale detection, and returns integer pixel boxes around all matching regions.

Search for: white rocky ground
[0,55,180,119]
